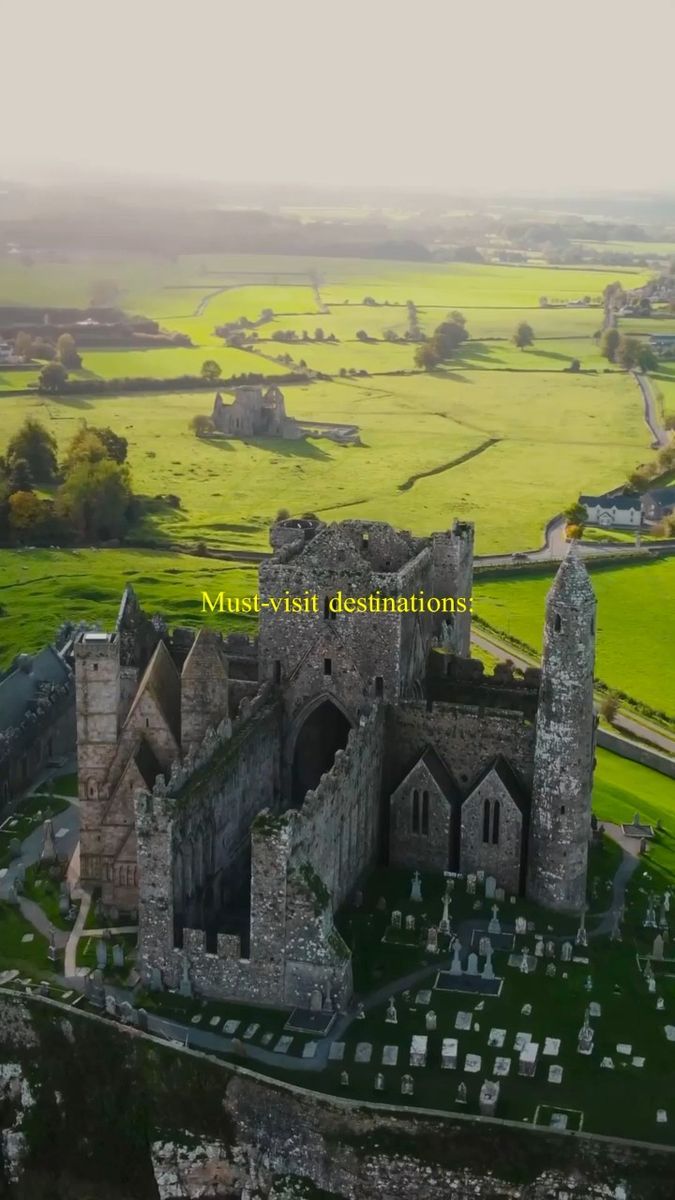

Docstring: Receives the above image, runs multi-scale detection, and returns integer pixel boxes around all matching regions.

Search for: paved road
[470,628,675,759]
[633,370,669,449]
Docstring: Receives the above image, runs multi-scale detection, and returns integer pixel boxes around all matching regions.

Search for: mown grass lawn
[593,748,675,884]
[473,558,675,721]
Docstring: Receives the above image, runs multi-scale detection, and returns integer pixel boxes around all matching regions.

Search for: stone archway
[291,697,352,806]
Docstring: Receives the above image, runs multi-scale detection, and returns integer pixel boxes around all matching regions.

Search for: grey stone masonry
[526,548,596,912]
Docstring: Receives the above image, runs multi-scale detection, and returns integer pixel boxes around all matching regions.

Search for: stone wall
[386,700,536,798]
[459,769,525,894]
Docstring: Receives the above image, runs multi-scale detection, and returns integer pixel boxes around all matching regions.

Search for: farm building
[579,493,642,529]
[641,486,675,523]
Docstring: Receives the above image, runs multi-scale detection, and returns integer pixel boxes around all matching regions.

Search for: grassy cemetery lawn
[76,930,137,977]
[473,558,675,724]
[0,903,49,977]
[0,793,72,869]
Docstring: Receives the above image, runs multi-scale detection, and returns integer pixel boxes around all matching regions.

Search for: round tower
[526,546,597,912]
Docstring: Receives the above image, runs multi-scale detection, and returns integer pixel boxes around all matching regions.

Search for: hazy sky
[3,0,673,194]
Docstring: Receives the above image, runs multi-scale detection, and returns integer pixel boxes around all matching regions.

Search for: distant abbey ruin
[211,386,359,445]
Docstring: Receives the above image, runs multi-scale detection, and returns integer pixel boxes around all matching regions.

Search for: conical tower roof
[548,543,595,607]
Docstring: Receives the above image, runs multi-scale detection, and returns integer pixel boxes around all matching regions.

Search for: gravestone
[575,912,588,947]
[561,942,573,962]
[382,1045,398,1066]
[456,1082,467,1104]
[534,938,544,958]
[488,1028,506,1048]
[409,1035,427,1067]
[515,916,527,935]
[340,1070,349,1087]
[426,927,439,954]
[482,945,495,981]
[493,1056,511,1077]
[479,1079,500,1116]
[464,1053,481,1073]
[548,1064,563,1084]
[466,874,476,896]
[410,871,423,902]
[518,1042,539,1077]
[385,997,397,1024]
[478,935,491,958]
[356,1002,365,1020]
[455,1011,472,1031]
[543,1037,560,1056]
[545,940,555,958]
[449,941,463,976]
[487,904,501,936]
[545,963,556,978]
[329,1043,345,1061]
[355,1043,372,1064]
[466,952,479,976]
[485,876,496,900]
[652,933,664,961]
[391,910,402,929]
[374,1072,385,1091]
[95,940,108,971]
[405,915,416,933]
[495,887,505,903]
[441,1038,458,1069]
[401,1075,414,1096]
[425,1010,437,1032]
[415,989,432,1005]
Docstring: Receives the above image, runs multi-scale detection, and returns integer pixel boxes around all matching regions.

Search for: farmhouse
[579,492,642,529]
[641,486,675,523]
[648,332,675,359]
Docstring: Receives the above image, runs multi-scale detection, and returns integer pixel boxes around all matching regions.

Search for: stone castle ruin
[211,386,359,444]
[74,517,596,1007]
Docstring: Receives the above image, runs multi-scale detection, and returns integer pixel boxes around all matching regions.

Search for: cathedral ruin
[74,516,597,1007]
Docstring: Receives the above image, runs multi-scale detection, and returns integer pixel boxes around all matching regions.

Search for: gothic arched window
[492,799,500,845]
[412,789,420,833]
[421,791,430,835]
[482,799,491,844]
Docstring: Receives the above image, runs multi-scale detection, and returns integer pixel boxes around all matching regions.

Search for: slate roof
[643,487,675,505]
[0,645,70,734]
[579,493,641,511]
[125,640,181,743]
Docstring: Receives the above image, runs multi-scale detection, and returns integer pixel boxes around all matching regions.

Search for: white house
[579,493,642,529]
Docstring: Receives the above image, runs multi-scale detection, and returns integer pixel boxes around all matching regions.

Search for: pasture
[0,366,650,556]
[0,547,257,661]
[473,558,675,721]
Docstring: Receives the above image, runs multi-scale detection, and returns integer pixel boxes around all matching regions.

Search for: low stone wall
[597,727,675,779]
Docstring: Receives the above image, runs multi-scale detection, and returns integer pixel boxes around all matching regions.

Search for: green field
[473,558,675,720]
[593,748,675,882]
[0,547,256,661]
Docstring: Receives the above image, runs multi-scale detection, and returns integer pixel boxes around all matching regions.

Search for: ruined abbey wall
[385,700,537,796]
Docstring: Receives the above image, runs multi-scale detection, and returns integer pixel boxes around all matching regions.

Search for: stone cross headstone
[482,945,495,981]
[410,871,423,902]
[519,947,530,974]
[385,997,398,1024]
[488,904,501,935]
[440,893,451,933]
[449,941,463,976]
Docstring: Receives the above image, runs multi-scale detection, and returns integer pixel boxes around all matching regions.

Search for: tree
[200,360,222,382]
[190,414,214,437]
[94,426,128,464]
[8,491,46,541]
[414,342,440,371]
[31,340,55,361]
[636,345,658,373]
[356,330,370,342]
[314,328,325,341]
[38,362,69,393]
[600,692,620,724]
[7,419,58,483]
[8,458,33,494]
[513,321,535,350]
[64,429,108,471]
[276,507,290,521]
[564,501,588,526]
[56,333,82,369]
[56,459,132,542]
[14,332,33,361]
[89,279,120,307]
[600,328,620,363]
[431,319,468,359]
[617,335,642,371]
